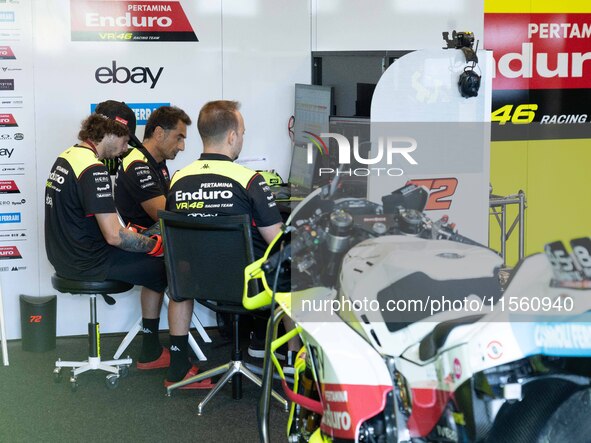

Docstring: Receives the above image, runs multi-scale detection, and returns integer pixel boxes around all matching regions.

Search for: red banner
[485,13,591,90]
[70,1,197,42]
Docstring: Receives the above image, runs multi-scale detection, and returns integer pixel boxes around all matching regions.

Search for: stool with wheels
[51,274,133,391]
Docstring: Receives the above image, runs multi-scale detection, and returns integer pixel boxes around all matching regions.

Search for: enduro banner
[485,13,591,140]
[70,1,198,42]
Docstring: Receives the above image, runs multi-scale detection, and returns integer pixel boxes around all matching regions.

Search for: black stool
[51,274,133,391]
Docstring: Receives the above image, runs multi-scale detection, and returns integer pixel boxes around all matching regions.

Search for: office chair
[159,211,287,415]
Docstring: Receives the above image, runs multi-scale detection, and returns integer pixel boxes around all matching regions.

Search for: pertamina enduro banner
[485,13,591,140]
[70,1,198,42]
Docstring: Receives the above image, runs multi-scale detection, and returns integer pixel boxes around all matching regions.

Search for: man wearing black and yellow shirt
[164,100,283,386]
[45,108,168,370]
[114,106,191,228]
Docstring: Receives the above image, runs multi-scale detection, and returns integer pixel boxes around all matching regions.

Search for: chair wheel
[69,377,78,392]
[119,365,129,378]
[106,374,119,389]
[53,367,62,383]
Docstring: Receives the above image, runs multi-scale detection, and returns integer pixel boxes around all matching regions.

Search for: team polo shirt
[44,145,116,280]
[166,153,282,258]
[114,146,170,228]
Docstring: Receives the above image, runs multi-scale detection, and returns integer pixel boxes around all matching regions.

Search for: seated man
[114,105,191,227]
[112,104,192,370]
[44,107,167,369]
[164,100,288,387]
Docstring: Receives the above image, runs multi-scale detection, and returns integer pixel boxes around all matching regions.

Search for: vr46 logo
[99,32,132,41]
[176,201,204,210]
[407,178,458,210]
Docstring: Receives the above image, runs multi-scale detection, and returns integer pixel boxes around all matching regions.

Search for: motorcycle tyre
[536,387,591,443]
[484,378,580,443]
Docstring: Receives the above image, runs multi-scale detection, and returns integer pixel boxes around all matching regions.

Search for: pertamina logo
[0,245,22,260]
[71,1,198,42]
[0,113,17,127]
[0,179,19,193]
[0,46,15,60]
[95,61,163,89]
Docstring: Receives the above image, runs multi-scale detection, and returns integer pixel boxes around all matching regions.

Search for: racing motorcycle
[243,182,591,443]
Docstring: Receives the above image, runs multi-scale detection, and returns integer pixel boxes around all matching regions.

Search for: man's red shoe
[137,347,170,370]
[164,364,215,390]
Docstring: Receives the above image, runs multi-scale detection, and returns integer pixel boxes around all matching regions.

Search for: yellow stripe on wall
[485,0,591,13]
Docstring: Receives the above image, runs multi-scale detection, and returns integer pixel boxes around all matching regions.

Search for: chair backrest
[159,211,256,307]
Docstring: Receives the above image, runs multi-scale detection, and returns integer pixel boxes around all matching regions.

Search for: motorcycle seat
[419,314,484,361]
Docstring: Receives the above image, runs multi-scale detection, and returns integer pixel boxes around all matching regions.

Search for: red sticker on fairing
[319,383,392,440]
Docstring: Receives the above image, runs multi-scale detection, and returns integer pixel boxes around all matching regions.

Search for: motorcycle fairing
[339,235,502,357]
[297,316,394,441]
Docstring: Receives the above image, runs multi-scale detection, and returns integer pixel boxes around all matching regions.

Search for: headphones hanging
[443,31,481,98]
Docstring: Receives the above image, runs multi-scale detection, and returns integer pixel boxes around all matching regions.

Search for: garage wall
[1,1,484,339]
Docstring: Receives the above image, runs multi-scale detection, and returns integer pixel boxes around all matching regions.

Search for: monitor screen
[293,84,332,146]
[288,144,317,193]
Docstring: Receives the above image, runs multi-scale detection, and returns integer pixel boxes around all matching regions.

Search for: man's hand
[147,234,164,257]
[96,213,162,255]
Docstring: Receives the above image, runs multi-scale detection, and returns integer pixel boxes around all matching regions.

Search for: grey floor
[0,330,288,443]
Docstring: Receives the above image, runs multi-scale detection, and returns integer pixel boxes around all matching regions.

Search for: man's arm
[140,195,166,223]
[95,212,156,252]
[258,222,283,245]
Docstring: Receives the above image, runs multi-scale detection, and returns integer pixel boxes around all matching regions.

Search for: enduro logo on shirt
[174,182,234,210]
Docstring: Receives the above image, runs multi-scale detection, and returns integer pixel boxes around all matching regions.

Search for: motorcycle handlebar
[447,231,485,247]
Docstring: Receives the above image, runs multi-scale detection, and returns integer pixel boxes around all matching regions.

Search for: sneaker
[247,331,266,359]
[164,364,215,390]
[247,332,285,360]
[137,347,170,370]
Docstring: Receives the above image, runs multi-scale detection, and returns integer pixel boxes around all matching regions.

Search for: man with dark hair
[164,100,284,387]
[111,105,193,371]
[94,100,142,174]
[45,105,168,370]
[115,105,191,227]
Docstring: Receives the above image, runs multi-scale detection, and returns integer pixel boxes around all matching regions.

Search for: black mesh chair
[160,211,286,414]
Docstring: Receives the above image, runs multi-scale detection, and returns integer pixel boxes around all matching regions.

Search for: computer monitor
[288,144,317,196]
[293,84,332,146]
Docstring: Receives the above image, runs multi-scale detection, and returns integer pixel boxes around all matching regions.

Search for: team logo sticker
[0,245,21,259]
[486,340,504,360]
[70,1,198,42]
[0,113,16,127]
[0,46,15,60]
[0,179,18,193]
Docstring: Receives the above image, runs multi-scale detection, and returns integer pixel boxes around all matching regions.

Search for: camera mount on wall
[443,30,481,98]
